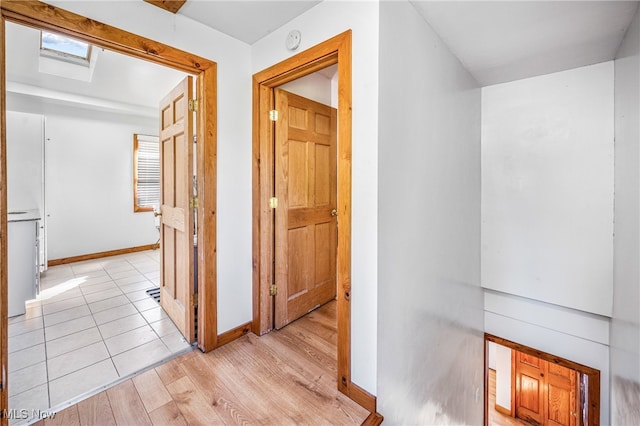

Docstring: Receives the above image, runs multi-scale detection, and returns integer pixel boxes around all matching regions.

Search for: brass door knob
[331,209,338,217]
[154,211,162,217]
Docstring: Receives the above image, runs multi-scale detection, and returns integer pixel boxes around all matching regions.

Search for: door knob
[331,209,338,217]
[154,211,162,217]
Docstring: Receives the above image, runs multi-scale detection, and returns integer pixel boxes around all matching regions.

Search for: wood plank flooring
[488,369,529,426]
[34,301,370,425]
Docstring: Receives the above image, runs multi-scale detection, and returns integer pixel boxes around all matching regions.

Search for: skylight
[40,31,91,63]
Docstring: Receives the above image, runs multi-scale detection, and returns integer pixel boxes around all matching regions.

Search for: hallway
[31,301,369,425]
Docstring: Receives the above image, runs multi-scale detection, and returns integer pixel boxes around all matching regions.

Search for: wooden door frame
[252,30,374,410]
[484,333,601,426]
[0,1,218,415]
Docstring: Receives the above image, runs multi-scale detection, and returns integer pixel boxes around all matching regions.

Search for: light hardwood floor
[488,369,529,426]
[33,301,370,425]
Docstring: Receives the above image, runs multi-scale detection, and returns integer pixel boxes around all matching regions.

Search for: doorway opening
[1,0,218,416]
[4,13,198,419]
[272,66,338,329]
[485,334,601,426]
[252,30,374,412]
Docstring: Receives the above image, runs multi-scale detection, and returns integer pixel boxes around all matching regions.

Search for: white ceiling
[178,0,321,44]
[177,0,638,86]
[4,1,639,115]
[411,1,639,86]
[5,21,188,116]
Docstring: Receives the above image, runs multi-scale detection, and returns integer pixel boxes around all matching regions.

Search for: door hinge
[269,109,279,121]
[269,197,278,209]
[270,284,278,296]
[190,197,199,209]
[191,293,198,307]
[189,99,198,112]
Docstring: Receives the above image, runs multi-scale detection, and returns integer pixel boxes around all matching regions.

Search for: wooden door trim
[510,348,516,417]
[0,3,218,410]
[0,14,6,423]
[485,333,600,426]
[252,30,357,403]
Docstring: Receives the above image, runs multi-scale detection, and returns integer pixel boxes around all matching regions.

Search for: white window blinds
[134,134,160,212]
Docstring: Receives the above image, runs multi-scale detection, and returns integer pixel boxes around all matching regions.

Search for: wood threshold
[252,29,360,408]
[361,412,384,426]
[48,244,160,266]
[216,321,251,348]
[485,333,600,426]
[1,2,218,420]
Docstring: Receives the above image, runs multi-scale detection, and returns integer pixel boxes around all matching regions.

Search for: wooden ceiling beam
[143,0,187,14]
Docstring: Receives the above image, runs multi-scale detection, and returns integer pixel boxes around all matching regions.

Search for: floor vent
[146,287,160,303]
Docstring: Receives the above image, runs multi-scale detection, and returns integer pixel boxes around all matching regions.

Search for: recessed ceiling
[178,0,321,44]
[410,1,639,86]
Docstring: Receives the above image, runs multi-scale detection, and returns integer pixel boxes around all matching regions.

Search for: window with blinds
[133,134,160,212]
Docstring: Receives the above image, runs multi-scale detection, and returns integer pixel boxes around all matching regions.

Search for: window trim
[133,133,160,213]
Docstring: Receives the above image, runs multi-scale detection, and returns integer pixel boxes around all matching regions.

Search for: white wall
[485,291,610,424]
[252,1,379,394]
[6,111,44,213]
[488,340,497,370]
[487,341,511,410]
[481,62,614,317]
[40,104,159,259]
[46,0,253,334]
[494,343,512,411]
[278,71,333,106]
[612,5,640,425]
[377,1,483,424]
[481,63,615,424]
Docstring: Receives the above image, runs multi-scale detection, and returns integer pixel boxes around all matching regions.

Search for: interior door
[545,363,578,426]
[515,351,545,425]
[515,351,578,426]
[274,89,337,329]
[159,76,195,343]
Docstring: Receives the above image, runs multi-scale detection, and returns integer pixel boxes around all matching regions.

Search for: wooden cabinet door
[159,76,195,343]
[274,89,337,329]
[515,351,579,426]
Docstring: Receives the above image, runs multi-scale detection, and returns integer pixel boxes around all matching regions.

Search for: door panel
[516,351,544,425]
[546,364,577,426]
[274,89,337,328]
[159,76,195,343]
[515,351,578,426]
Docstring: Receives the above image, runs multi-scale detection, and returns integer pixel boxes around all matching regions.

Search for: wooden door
[515,351,545,425]
[274,89,337,329]
[515,351,578,426]
[545,363,578,426]
[159,76,195,343]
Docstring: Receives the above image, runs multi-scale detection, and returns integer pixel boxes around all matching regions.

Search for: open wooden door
[274,89,337,329]
[159,76,195,343]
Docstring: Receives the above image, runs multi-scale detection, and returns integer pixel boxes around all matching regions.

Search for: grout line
[9,250,173,416]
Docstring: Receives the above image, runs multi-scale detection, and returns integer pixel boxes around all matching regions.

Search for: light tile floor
[7,250,192,421]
